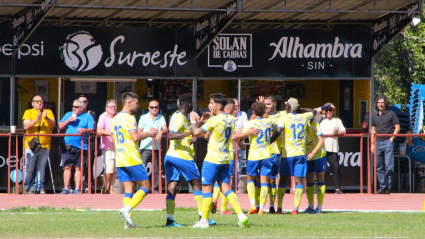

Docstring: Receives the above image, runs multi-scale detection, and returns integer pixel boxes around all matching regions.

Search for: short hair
[226,98,235,105]
[178,93,192,108]
[78,95,88,101]
[252,102,265,117]
[375,95,389,109]
[122,92,139,104]
[73,99,85,107]
[105,99,117,108]
[148,99,159,106]
[265,95,277,103]
[210,93,227,111]
[31,95,43,102]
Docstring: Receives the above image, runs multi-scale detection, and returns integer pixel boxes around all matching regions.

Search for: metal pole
[15,134,19,194]
[151,139,155,193]
[238,79,241,103]
[360,134,363,194]
[8,134,11,194]
[192,78,198,111]
[10,55,16,126]
[57,77,61,133]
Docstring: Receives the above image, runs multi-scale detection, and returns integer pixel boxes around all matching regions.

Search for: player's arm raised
[190,112,206,136]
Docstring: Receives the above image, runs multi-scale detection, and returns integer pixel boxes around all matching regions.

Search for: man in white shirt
[232,98,248,192]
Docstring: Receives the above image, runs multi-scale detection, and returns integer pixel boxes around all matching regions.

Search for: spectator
[138,99,167,194]
[399,129,425,164]
[22,95,56,194]
[58,99,95,194]
[97,100,118,194]
[319,102,345,194]
[371,95,400,194]
[232,98,248,192]
[79,95,97,193]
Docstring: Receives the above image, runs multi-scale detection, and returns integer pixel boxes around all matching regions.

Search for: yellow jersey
[22,109,55,149]
[306,120,326,160]
[243,117,272,161]
[201,113,235,164]
[167,111,194,161]
[111,111,143,167]
[268,111,284,155]
[278,112,313,157]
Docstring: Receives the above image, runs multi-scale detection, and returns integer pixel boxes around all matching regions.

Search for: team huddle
[111,91,332,229]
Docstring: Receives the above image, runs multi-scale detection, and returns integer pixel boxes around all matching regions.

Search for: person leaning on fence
[58,99,95,195]
[370,95,400,194]
[138,99,167,194]
[22,95,56,194]
[97,100,118,194]
[319,102,346,194]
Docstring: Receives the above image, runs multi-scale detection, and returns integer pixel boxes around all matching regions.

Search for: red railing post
[373,133,377,194]
[158,135,162,194]
[94,133,98,194]
[151,139,155,193]
[360,134,363,194]
[22,134,26,194]
[80,135,84,192]
[234,140,237,192]
[15,134,19,194]
[165,131,168,193]
[367,134,371,194]
[88,133,92,194]
[8,133,11,195]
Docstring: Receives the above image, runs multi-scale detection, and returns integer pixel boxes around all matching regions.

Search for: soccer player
[270,98,331,214]
[111,92,157,228]
[263,96,284,214]
[191,93,249,228]
[164,93,205,227]
[211,98,236,215]
[237,102,273,215]
[303,118,327,214]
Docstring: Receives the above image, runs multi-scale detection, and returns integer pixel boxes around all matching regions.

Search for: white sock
[294,206,299,211]
[250,199,255,206]
[198,211,202,217]
[124,205,132,213]
[167,214,174,220]
[317,205,322,210]
[238,212,246,220]
[201,219,209,224]
[260,204,265,210]
[309,204,314,209]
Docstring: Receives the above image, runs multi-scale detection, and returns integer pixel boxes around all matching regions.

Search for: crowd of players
[111,91,332,229]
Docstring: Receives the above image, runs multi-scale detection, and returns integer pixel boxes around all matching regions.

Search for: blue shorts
[307,156,328,174]
[282,155,307,177]
[229,160,235,176]
[270,154,280,179]
[117,164,149,182]
[201,161,230,185]
[164,155,200,184]
[246,158,272,177]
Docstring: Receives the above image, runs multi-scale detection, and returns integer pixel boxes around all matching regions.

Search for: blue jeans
[24,148,49,192]
[232,149,245,191]
[376,139,394,190]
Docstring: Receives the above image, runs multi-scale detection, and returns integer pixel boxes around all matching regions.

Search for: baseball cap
[285,98,299,110]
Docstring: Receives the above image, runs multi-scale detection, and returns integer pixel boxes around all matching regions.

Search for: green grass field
[1,207,424,238]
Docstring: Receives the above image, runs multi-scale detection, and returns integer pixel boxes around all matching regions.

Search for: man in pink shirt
[97,100,118,194]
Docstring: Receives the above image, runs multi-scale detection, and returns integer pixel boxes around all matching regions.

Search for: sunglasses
[149,106,159,109]
[73,106,81,108]
[33,100,43,103]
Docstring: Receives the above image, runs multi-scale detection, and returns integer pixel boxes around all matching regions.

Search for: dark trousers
[140,149,159,192]
[326,152,341,189]
[376,139,394,190]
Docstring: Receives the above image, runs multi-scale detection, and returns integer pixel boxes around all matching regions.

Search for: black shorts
[61,145,86,168]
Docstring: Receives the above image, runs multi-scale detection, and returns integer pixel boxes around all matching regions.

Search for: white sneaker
[238,215,249,228]
[120,208,135,227]
[193,220,209,228]
[125,221,141,229]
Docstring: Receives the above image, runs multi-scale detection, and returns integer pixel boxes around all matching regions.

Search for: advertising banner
[197,28,372,78]
[371,1,420,57]
[0,26,373,79]
[0,26,195,77]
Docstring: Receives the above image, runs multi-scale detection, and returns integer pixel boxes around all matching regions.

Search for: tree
[374,14,425,107]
